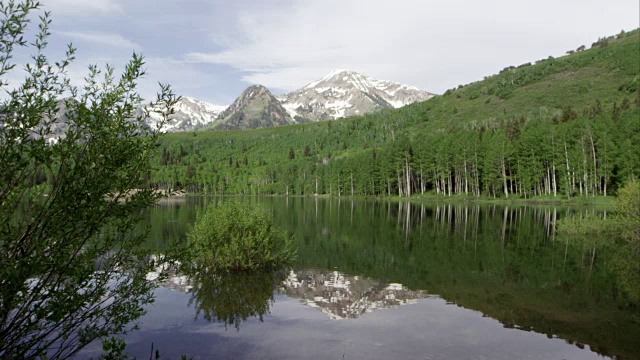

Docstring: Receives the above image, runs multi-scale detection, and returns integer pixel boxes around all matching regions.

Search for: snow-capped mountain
[141,96,226,132]
[210,85,294,130]
[278,69,434,122]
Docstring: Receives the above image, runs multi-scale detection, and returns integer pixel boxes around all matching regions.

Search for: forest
[150,29,639,200]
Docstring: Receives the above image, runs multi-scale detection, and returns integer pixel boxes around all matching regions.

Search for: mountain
[142,96,226,132]
[278,69,434,122]
[142,70,432,132]
[211,85,294,130]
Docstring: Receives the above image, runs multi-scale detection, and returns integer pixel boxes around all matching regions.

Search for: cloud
[59,32,141,50]
[48,55,221,104]
[46,0,123,15]
[186,0,640,94]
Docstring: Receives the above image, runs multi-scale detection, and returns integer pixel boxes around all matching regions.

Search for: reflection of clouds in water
[80,291,603,360]
[280,269,428,319]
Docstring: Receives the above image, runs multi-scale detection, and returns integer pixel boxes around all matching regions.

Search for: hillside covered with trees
[151,29,639,199]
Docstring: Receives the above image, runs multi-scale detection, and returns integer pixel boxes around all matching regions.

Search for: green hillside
[151,29,640,199]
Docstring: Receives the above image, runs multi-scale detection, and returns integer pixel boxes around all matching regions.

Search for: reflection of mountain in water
[148,264,427,321]
[280,269,428,319]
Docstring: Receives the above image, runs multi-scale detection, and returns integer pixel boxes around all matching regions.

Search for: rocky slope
[278,69,434,122]
[211,85,294,130]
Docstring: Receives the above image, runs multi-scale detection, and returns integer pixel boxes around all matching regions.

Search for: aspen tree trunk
[589,132,598,195]
[516,160,522,197]
[405,158,411,197]
[582,139,588,197]
[464,149,469,195]
[550,133,557,197]
[546,166,551,195]
[350,172,354,196]
[564,142,571,198]
[552,161,557,197]
[475,153,480,197]
[502,156,509,198]
[603,141,608,197]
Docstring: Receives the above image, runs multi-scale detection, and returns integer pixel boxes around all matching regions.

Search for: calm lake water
[80,196,639,359]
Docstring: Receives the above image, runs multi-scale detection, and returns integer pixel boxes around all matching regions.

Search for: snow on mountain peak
[141,96,227,133]
[281,70,434,122]
[137,70,434,132]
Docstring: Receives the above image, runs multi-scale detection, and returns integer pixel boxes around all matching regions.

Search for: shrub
[0,1,178,358]
[188,201,295,271]
[613,180,640,301]
[616,180,640,247]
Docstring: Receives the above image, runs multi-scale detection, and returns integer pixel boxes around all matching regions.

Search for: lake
[80,196,639,359]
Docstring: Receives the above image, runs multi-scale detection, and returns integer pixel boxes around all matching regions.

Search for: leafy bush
[0,1,178,358]
[188,201,295,271]
[616,180,640,249]
[613,180,640,301]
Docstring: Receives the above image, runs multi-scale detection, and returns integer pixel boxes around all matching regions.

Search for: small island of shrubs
[187,201,296,271]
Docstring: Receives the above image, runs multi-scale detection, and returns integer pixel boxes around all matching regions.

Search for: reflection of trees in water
[187,268,287,329]
[146,197,638,358]
[273,199,639,359]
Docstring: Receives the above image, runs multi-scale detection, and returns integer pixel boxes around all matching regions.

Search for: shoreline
[168,191,616,207]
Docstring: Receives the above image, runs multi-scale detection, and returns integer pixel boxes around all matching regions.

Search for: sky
[7,0,639,105]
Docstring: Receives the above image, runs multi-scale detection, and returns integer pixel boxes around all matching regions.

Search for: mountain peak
[244,84,269,91]
[281,70,434,122]
[324,69,355,79]
[140,96,226,132]
[212,85,293,130]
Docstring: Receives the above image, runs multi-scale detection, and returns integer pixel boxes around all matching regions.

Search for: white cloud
[53,55,219,104]
[139,57,223,103]
[186,0,640,94]
[46,0,123,15]
[59,31,141,50]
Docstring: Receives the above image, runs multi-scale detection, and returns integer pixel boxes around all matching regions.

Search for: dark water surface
[80,196,639,359]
